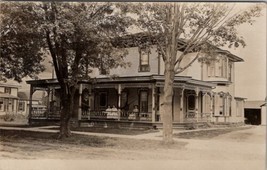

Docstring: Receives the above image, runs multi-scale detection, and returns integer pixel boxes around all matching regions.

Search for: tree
[123,2,263,143]
[0,2,132,138]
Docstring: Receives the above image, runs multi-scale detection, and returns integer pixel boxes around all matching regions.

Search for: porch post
[28,85,34,125]
[180,88,184,122]
[117,84,121,120]
[210,93,214,122]
[46,88,50,118]
[151,84,156,123]
[195,88,199,122]
[78,84,82,121]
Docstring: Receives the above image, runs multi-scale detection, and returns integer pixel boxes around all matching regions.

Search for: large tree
[0,2,132,138]
[123,2,263,143]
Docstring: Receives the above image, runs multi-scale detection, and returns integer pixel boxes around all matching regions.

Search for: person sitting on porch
[133,105,139,116]
[128,105,139,120]
[106,105,112,112]
[111,105,118,112]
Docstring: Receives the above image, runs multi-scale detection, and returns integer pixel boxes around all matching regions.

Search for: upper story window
[100,61,110,75]
[207,56,228,78]
[139,48,150,72]
[4,87,11,94]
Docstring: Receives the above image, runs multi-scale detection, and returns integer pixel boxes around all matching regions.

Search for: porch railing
[81,110,152,121]
[184,112,211,122]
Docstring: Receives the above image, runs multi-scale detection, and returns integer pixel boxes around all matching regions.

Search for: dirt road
[0,125,266,170]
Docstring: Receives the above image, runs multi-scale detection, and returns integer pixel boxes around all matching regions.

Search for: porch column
[46,88,50,118]
[179,88,184,122]
[28,85,34,125]
[88,86,91,120]
[78,84,82,120]
[151,84,156,123]
[210,93,214,122]
[195,88,199,122]
[117,84,121,120]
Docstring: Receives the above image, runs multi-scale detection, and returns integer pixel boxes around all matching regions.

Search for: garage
[244,100,266,126]
[244,108,261,125]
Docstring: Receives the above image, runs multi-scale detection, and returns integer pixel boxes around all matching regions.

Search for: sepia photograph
[0,1,266,170]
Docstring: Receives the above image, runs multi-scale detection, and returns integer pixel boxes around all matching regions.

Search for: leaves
[1,2,133,84]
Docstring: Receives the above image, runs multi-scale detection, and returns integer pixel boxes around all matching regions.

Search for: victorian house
[26,34,245,127]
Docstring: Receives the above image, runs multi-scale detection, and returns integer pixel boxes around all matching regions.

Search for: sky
[230,3,266,101]
[3,2,267,101]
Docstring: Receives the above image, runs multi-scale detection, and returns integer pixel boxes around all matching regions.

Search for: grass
[174,126,251,139]
[0,129,187,151]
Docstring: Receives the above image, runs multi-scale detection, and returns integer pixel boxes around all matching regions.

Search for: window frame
[4,87,11,94]
[139,47,150,72]
[139,90,149,113]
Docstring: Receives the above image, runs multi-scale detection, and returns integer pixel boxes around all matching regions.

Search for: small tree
[124,2,263,143]
[0,2,132,138]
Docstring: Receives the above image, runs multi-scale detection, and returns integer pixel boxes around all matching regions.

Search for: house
[244,100,266,125]
[0,83,46,119]
[0,83,20,116]
[26,34,246,127]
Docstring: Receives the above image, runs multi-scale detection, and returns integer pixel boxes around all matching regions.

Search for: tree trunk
[162,60,175,144]
[58,89,74,139]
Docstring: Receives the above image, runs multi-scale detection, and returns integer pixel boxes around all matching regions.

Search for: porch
[27,75,215,126]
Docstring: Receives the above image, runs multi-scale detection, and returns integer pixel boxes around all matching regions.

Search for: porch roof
[26,75,215,90]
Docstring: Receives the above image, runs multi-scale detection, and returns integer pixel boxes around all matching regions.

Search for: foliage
[121,2,263,143]
[0,2,133,137]
[123,2,263,73]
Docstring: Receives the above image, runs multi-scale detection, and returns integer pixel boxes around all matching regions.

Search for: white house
[26,33,246,127]
[0,83,20,116]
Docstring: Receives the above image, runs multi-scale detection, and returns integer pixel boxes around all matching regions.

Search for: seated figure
[128,105,139,120]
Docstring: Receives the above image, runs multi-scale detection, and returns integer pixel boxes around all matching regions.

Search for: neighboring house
[244,100,266,125]
[26,34,246,126]
[0,83,20,115]
[0,83,46,118]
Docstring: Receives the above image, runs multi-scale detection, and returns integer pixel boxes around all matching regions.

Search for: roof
[113,32,243,62]
[27,75,216,90]
[0,83,20,88]
[0,92,18,99]
[245,100,266,108]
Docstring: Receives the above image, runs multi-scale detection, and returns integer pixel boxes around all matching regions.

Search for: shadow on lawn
[0,129,187,151]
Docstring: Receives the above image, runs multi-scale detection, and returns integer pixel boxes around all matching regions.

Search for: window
[18,101,25,112]
[208,56,228,78]
[0,98,3,111]
[139,90,148,112]
[4,87,11,94]
[99,92,107,107]
[228,96,232,116]
[203,94,211,113]
[121,91,128,110]
[100,65,110,75]
[187,95,195,110]
[139,48,150,72]
[99,55,110,75]
[219,96,224,115]
[95,91,108,110]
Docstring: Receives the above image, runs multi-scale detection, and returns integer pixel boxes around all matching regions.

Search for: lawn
[174,126,252,139]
